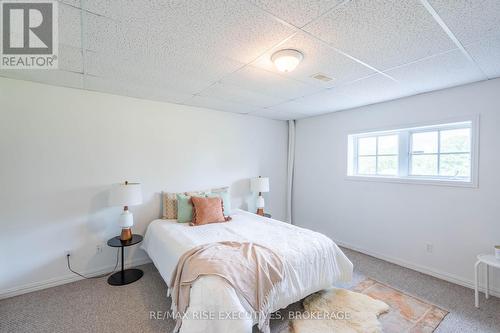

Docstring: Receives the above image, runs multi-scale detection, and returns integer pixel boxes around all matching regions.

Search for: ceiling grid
[0,0,498,120]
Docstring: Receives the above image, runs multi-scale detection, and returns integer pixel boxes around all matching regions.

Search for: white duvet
[141,209,353,333]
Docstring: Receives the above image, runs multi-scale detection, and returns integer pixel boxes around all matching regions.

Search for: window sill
[345,175,477,188]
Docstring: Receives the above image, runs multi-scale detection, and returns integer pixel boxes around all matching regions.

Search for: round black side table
[107,234,144,286]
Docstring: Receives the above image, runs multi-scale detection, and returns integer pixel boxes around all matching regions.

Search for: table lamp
[110,181,143,241]
[251,176,269,216]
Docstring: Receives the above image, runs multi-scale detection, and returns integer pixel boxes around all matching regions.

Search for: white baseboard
[336,240,500,298]
[0,256,152,300]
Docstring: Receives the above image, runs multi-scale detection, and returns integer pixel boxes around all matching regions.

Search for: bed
[141,209,353,333]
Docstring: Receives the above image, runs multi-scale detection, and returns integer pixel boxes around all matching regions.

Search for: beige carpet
[2,248,499,332]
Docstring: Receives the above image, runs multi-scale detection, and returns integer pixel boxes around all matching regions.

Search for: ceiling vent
[311,73,333,82]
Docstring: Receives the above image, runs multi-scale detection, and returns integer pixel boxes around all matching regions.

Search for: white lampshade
[110,182,143,207]
[251,177,270,193]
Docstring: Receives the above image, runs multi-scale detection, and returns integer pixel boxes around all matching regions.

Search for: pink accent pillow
[191,196,227,226]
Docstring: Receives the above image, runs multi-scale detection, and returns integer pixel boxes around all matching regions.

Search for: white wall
[0,77,288,298]
[294,79,500,294]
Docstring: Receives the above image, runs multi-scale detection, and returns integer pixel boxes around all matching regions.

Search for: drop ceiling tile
[0,70,84,89]
[84,50,220,95]
[82,12,119,52]
[59,3,82,48]
[144,48,244,85]
[250,109,308,120]
[83,76,193,104]
[428,0,500,45]
[466,37,500,79]
[59,44,83,73]
[82,0,121,18]
[82,0,173,19]
[220,65,322,100]
[386,50,486,94]
[334,74,416,108]
[84,50,112,77]
[198,82,286,108]
[59,0,81,8]
[185,95,260,114]
[271,89,356,114]
[83,10,246,83]
[304,0,456,71]
[252,31,375,87]
[248,0,346,27]
[85,0,295,65]
[168,1,296,64]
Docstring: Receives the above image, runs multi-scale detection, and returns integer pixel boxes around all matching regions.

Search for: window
[347,119,477,186]
[410,128,471,178]
[357,135,398,176]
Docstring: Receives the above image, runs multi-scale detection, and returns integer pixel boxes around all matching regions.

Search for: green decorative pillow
[208,189,231,216]
[176,194,194,223]
[177,190,212,223]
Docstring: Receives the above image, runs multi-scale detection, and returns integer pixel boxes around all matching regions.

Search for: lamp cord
[66,248,120,279]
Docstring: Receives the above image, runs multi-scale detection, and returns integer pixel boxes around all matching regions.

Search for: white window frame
[346,116,479,188]
[353,134,399,176]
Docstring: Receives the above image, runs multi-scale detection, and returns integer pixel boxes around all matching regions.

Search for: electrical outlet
[96,244,104,255]
[65,250,71,257]
[426,243,433,253]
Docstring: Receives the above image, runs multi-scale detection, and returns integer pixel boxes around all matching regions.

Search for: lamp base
[120,228,132,241]
[256,208,264,216]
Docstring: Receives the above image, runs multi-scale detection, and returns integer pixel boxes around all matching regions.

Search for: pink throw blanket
[170,241,285,333]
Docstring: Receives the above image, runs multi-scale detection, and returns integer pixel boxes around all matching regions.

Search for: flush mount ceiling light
[271,49,303,73]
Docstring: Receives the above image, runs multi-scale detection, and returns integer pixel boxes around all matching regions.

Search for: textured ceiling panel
[85,50,215,95]
[83,12,118,52]
[83,75,193,104]
[333,74,416,109]
[271,89,355,115]
[247,0,346,27]
[185,95,260,114]
[304,0,456,71]
[84,45,239,93]
[386,50,486,94]
[59,0,81,8]
[428,0,500,45]
[252,31,375,87]
[82,0,121,18]
[220,65,322,100]
[466,38,500,79]
[59,3,81,48]
[84,0,295,65]
[198,82,285,108]
[58,44,83,73]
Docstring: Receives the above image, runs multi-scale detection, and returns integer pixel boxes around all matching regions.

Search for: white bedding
[141,209,353,333]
